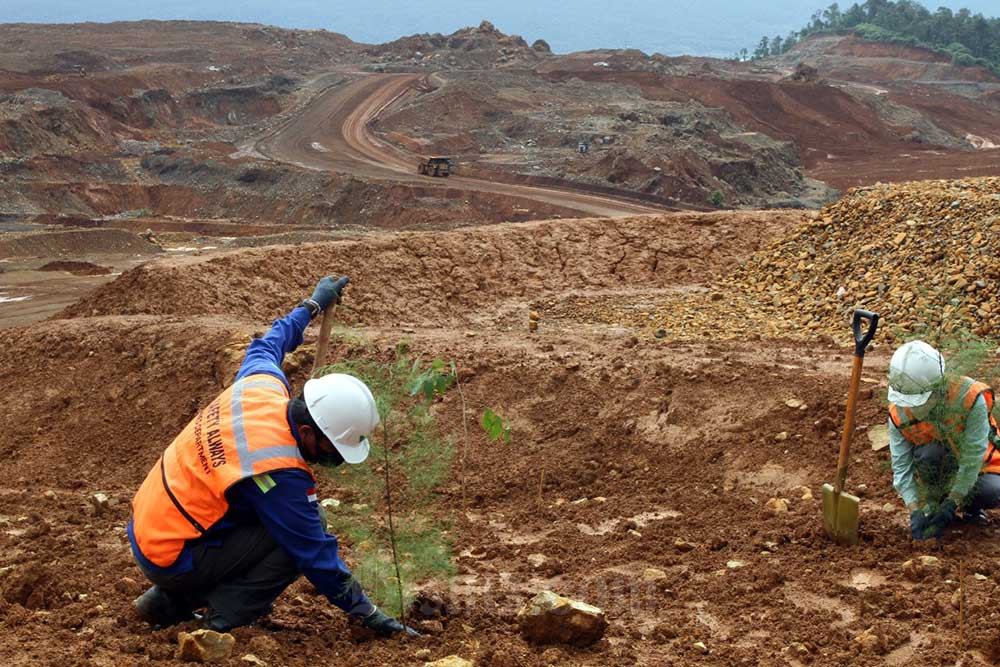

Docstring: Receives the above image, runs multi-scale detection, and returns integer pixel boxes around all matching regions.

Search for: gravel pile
[568,177,1000,344]
[733,177,1000,342]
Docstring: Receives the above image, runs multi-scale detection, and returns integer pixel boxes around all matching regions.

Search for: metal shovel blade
[822,483,860,545]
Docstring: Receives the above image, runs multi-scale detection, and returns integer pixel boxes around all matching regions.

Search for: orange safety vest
[888,376,1000,475]
[132,374,314,567]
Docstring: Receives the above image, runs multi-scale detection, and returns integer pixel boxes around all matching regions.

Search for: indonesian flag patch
[307,487,317,503]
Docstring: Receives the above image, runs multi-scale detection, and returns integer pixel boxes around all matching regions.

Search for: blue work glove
[306,275,349,314]
[927,499,957,540]
[361,607,421,638]
[909,509,929,540]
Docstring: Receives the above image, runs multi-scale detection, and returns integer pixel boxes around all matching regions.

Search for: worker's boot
[134,586,196,628]
[960,508,990,527]
[202,603,273,632]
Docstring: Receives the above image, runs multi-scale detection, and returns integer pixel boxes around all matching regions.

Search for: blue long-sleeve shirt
[129,307,373,617]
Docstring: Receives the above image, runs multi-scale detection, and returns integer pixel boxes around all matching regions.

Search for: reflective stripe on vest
[132,374,314,567]
[888,376,1000,474]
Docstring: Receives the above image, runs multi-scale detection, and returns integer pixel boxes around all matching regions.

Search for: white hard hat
[887,340,945,408]
[303,373,380,464]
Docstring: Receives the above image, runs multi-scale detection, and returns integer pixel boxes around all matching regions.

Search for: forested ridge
[743,0,999,74]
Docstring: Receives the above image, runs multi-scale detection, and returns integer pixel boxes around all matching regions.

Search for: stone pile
[733,177,1000,342]
[621,177,1000,343]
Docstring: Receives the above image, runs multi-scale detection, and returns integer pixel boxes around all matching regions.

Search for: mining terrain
[1,19,1000,667]
[1,20,998,324]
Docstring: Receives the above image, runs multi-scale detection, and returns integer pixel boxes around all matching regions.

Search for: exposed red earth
[254,73,672,217]
[2,21,1000,667]
[5,198,1000,665]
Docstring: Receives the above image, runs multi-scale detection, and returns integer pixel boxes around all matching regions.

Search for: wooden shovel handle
[311,306,335,376]
[835,353,864,494]
[834,309,879,494]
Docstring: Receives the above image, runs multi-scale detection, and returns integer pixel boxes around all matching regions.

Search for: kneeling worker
[887,340,1000,540]
[128,275,416,636]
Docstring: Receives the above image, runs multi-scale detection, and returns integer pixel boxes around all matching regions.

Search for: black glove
[361,607,421,638]
[909,509,929,540]
[303,275,349,317]
[927,499,957,539]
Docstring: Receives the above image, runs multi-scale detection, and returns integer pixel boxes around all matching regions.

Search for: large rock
[867,425,889,451]
[177,629,236,663]
[902,555,940,581]
[424,657,473,667]
[517,590,607,647]
[765,497,789,514]
[853,627,882,655]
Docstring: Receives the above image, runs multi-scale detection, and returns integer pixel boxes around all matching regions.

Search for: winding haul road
[256,73,672,218]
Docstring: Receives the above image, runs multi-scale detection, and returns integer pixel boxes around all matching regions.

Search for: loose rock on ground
[517,590,608,647]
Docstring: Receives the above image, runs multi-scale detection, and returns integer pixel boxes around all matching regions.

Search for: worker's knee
[973,473,1000,510]
[269,542,299,579]
[913,442,949,465]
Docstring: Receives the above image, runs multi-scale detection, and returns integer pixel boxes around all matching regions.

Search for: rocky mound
[377,69,838,209]
[609,177,999,344]
[38,260,111,275]
[734,177,1000,340]
[0,229,163,259]
[61,210,803,325]
[367,21,549,68]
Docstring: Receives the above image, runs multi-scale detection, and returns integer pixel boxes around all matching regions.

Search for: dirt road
[256,73,672,218]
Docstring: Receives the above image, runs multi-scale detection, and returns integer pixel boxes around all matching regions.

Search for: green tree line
[736,0,1000,75]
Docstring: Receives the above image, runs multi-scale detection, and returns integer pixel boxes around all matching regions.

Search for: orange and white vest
[888,376,1000,475]
[132,374,314,567]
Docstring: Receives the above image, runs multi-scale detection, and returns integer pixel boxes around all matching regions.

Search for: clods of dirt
[38,260,112,275]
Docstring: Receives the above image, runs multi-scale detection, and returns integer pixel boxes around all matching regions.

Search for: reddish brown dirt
[883,87,1000,143]
[538,67,1000,193]
[255,73,671,217]
[17,176,579,231]
[37,261,111,276]
[802,34,999,84]
[809,148,1000,191]
[3,208,999,665]
[0,21,359,76]
[5,21,1000,666]
[0,229,161,258]
[62,210,803,324]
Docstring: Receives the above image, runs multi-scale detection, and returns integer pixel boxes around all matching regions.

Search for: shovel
[311,305,336,375]
[311,279,346,376]
[823,308,879,545]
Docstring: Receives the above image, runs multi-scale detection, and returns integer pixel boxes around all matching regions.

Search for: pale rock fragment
[518,591,607,647]
[177,629,235,663]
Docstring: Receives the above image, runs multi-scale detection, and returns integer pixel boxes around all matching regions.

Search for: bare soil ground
[2,201,999,666]
[3,22,1000,666]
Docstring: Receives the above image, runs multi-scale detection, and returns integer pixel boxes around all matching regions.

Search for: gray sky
[3,0,997,57]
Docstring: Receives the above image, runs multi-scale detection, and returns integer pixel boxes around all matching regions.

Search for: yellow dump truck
[418,156,451,177]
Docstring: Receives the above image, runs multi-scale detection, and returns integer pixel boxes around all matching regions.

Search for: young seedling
[408,359,455,401]
[450,362,472,506]
[481,408,512,444]
[376,394,405,625]
[315,344,458,617]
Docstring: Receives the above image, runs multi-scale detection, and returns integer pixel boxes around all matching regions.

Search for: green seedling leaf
[481,408,512,443]
[408,358,456,401]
